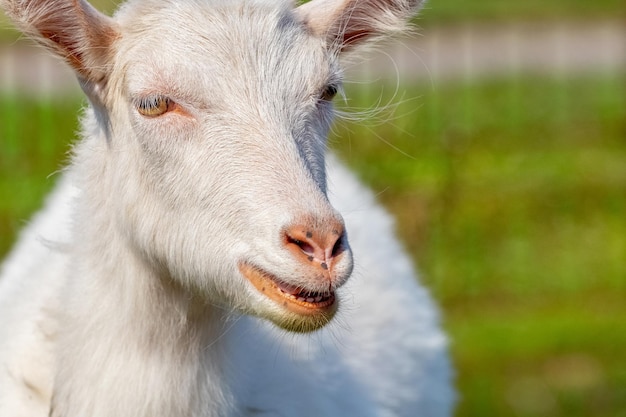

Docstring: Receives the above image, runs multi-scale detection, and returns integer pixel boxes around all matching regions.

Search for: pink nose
[283,218,347,276]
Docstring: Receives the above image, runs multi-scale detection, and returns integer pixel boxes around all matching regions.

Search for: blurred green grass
[1,74,624,417]
[334,74,626,417]
[419,0,624,25]
[0,96,82,252]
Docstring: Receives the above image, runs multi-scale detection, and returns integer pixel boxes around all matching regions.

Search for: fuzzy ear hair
[295,0,424,51]
[2,0,119,84]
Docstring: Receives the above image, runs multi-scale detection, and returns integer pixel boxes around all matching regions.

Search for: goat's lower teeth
[280,289,296,299]
[280,287,328,304]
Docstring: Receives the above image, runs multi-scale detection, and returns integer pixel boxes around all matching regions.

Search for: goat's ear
[2,0,118,85]
[295,0,424,51]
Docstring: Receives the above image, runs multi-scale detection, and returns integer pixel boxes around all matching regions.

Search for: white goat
[0,0,454,415]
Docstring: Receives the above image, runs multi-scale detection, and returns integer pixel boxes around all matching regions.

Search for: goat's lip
[238,262,336,315]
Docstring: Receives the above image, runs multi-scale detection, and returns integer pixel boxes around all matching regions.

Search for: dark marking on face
[306,231,313,239]
[332,230,339,236]
[262,287,266,292]
[308,256,314,262]
[321,262,328,270]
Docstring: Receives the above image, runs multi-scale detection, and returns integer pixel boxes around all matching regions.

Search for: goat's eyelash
[318,81,343,103]
[135,96,176,117]
[320,84,339,101]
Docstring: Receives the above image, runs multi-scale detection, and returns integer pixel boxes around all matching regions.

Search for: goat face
[7,0,422,332]
[103,2,353,332]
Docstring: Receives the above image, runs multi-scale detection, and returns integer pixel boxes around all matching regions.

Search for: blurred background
[1,1,624,416]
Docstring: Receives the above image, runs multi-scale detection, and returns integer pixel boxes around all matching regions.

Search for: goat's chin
[238,262,339,333]
[268,304,338,333]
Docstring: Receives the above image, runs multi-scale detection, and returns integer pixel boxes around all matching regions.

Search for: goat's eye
[320,84,338,101]
[136,96,174,117]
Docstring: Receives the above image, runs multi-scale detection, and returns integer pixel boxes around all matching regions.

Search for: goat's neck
[52,152,234,417]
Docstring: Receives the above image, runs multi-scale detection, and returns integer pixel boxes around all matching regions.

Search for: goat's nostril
[284,221,346,269]
[331,235,345,258]
[286,235,316,257]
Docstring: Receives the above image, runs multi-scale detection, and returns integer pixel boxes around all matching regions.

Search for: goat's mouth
[238,262,337,317]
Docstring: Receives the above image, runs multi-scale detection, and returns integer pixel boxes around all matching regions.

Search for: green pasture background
[1,1,625,417]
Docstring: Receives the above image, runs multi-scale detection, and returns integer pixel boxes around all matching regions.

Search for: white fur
[0,0,454,415]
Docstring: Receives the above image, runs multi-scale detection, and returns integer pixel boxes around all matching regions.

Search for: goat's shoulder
[0,177,76,416]
[0,175,76,293]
